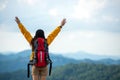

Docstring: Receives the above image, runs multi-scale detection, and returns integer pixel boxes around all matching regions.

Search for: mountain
[63,51,120,60]
[0,50,78,73]
[79,58,120,65]
[0,63,120,80]
[0,50,120,73]
[47,63,120,80]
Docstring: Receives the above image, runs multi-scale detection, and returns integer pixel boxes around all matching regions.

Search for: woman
[15,17,66,80]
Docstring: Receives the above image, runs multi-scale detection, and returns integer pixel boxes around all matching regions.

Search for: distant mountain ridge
[1,50,120,60]
[0,50,78,73]
[0,50,120,73]
[63,51,120,60]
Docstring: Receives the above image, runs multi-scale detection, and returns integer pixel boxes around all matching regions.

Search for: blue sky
[0,0,120,56]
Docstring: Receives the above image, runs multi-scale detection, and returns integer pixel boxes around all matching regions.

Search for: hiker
[15,17,66,80]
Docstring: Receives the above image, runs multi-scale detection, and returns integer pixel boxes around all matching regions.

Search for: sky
[0,0,120,57]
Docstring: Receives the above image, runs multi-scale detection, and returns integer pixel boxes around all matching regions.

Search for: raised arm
[47,18,66,46]
[15,17,33,44]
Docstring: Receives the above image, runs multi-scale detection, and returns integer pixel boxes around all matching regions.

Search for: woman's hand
[60,18,66,27]
[15,17,21,24]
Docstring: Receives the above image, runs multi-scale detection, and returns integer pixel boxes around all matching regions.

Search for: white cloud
[102,15,119,22]
[0,0,8,11]
[17,0,41,6]
[0,31,30,53]
[19,0,36,5]
[49,8,58,17]
[0,27,120,56]
[72,0,106,20]
[0,0,120,57]
[50,30,120,56]
[0,24,11,31]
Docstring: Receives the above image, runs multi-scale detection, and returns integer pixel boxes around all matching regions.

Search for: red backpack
[27,38,52,78]
[34,38,49,67]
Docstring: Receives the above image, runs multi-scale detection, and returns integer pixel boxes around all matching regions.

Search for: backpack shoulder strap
[44,39,52,76]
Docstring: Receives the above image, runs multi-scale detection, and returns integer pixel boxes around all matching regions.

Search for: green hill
[0,63,120,80]
[48,63,120,80]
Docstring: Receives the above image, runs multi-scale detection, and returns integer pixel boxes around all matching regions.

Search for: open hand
[15,17,21,24]
[60,18,66,27]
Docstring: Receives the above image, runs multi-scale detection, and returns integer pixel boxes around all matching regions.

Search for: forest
[0,63,120,80]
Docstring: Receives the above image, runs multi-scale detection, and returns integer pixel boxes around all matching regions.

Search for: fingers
[15,17,18,20]
[60,18,66,27]
[15,16,19,21]
[63,18,66,24]
[15,16,20,24]
[63,18,66,22]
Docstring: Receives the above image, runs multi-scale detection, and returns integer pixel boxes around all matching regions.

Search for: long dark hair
[31,29,45,51]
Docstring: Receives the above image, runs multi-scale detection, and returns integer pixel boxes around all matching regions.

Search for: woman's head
[31,29,45,51]
[34,29,45,39]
